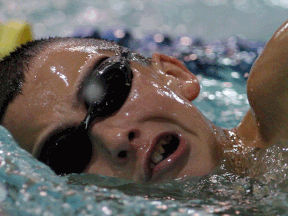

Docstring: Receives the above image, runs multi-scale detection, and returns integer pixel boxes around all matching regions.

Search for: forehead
[28,39,151,93]
[31,39,119,75]
[27,45,107,103]
[30,41,114,79]
[31,39,151,68]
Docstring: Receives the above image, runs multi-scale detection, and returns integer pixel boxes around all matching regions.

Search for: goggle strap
[120,48,130,59]
[84,115,91,130]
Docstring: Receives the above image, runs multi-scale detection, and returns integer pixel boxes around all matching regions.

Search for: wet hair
[0,39,44,123]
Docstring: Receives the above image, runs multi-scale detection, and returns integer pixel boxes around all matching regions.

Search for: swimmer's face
[3,40,222,183]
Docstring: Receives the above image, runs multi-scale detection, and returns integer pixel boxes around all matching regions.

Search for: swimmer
[0,20,287,183]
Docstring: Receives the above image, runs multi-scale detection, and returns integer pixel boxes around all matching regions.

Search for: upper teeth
[156,145,165,154]
[149,135,172,168]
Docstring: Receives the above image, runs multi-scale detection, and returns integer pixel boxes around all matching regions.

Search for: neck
[211,120,257,176]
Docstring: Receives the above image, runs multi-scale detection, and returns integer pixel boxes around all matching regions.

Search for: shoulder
[237,20,288,147]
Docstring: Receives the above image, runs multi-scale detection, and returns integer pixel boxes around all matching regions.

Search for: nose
[90,123,140,162]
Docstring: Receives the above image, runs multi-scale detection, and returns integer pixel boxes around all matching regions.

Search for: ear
[152,53,200,101]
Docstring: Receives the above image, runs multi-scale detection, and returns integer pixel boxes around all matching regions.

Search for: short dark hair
[0,38,48,123]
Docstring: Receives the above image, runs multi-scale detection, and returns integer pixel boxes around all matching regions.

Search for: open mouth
[149,134,180,169]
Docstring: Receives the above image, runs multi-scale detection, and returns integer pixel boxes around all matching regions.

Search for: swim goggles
[37,49,133,175]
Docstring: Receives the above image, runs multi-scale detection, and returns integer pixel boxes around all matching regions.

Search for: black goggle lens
[38,53,133,176]
[38,128,92,175]
[82,57,132,119]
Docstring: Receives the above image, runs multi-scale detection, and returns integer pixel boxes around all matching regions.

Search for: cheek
[184,142,218,176]
[83,144,114,176]
[84,161,113,176]
[83,150,136,180]
[199,130,220,168]
[130,77,183,108]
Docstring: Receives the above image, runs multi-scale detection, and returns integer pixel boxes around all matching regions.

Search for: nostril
[117,150,127,159]
[128,131,135,141]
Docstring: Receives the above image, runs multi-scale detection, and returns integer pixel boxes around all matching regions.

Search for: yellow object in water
[0,20,33,58]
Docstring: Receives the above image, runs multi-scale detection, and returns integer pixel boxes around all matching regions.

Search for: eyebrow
[71,38,152,66]
[127,51,152,66]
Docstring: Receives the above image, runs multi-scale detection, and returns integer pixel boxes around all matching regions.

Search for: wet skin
[237,20,288,148]
[2,39,228,183]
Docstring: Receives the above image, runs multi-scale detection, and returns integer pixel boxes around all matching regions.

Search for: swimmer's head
[0,37,226,183]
